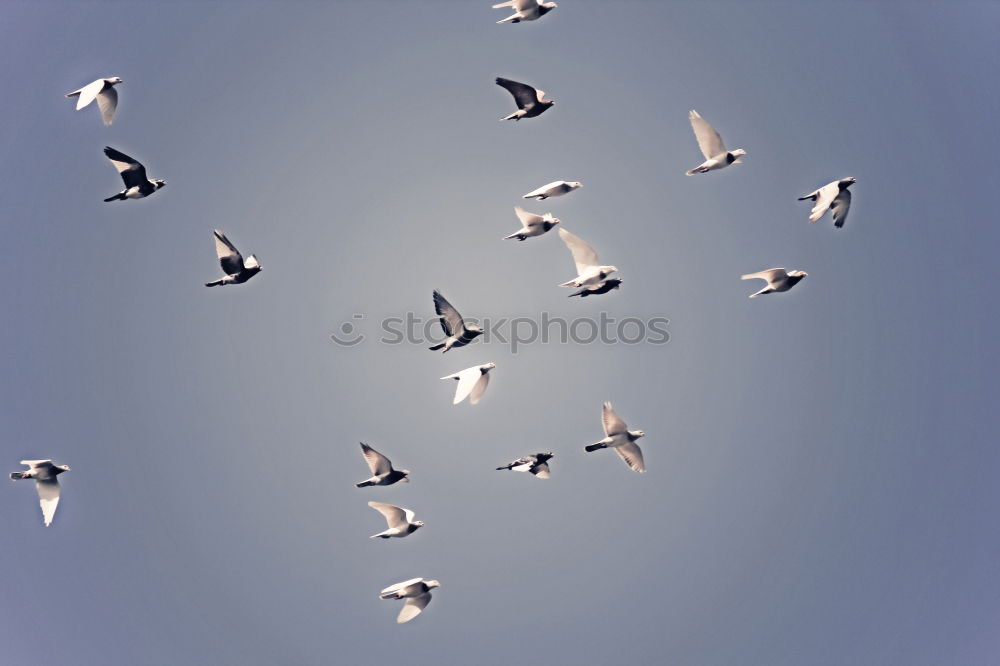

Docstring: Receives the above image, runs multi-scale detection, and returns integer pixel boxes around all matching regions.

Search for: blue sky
[1,2,998,664]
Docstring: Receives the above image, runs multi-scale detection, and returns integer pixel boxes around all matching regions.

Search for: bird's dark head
[109,77,123,85]
[840,177,857,188]
[400,471,411,481]
[56,464,71,474]
[467,324,484,334]
[154,179,167,189]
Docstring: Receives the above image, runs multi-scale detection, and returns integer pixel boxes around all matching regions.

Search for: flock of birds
[10,0,859,625]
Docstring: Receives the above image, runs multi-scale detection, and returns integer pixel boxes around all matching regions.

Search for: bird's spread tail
[584,443,605,453]
[103,192,126,202]
[9,472,25,481]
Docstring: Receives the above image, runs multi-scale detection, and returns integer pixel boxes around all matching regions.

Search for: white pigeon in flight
[441,363,496,405]
[355,443,410,487]
[496,452,554,478]
[10,460,71,526]
[205,230,262,287]
[493,0,557,24]
[558,228,618,288]
[798,177,856,228]
[503,206,560,241]
[685,110,746,175]
[367,502,424,539]
[522,180,582,200]
[66,77,122,125]
[741,268,808,298]
[584,402,646,472]
[102,146,166,201]
[380,578,441,624]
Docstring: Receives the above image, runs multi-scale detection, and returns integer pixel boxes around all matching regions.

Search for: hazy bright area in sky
[1,1,998,664]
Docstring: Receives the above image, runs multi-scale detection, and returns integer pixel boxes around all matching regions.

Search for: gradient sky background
[2,1,998,664]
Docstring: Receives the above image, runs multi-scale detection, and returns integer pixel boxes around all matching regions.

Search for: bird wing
[602,401,628,436]
[809,181,840,222]
[496,78,539,110]
[104,146,148,189]
[558,228,599,274]
[614,442,646,473]
[20,460,53,469]
[469,371,491,405]
[444,367,480,405]
[830,188,852,228]
[360,443,391,476]
[368,501,407,528]
[433,290,465,338]
[514,206,543,228]
[70,79,104,110]
[35,478,61,526]
[531,462,551,478]
[96,86,118,126]
[380,578,424,598]
[689,110,726,159]
[398,592,432,623]
[494,0,534,8]
[213,230,246,274]
[741,268,787,284]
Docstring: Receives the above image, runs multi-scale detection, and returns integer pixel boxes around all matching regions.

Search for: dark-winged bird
[102,146,166,202]
[428,290,484,352]
[496,77,553,121]
[205,229,262,287]
[496,452,554,478]
[355,443,410,487]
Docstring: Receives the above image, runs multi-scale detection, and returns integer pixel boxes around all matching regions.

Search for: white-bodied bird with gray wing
[584,403,646,472]
[10,460,71,526]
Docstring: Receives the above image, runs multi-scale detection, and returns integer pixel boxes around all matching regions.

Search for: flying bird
[441,363,495,405]
[205,230,262,287]
[558,228,618,289]
[66,77,122,125]
[503,206,560,241]
[798,177,856,228]
[355,443,410,487]
[741,268,808,298]
[584,402,646,472]
[492,0,557,24]
[10,460,71,526]
[496,452,553,478]
[367,501,424,539]
[522,180,582,200]
[379,578,441,624]
[428,290,484,352]
[684,110,746,175]
[496,77,553,121]
[568,278,622,298]
[102,146,166,202]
